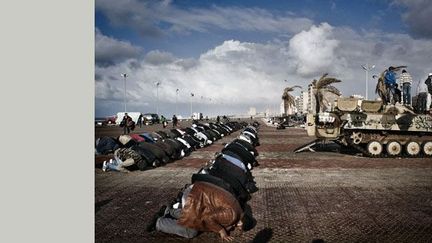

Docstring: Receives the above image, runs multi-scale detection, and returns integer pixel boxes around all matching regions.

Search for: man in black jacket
[121,113,133,134]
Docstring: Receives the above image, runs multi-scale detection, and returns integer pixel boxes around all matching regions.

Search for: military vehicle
[295,98,432,157]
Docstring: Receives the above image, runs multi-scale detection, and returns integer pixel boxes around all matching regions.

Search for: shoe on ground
[157,205,167,217]
[246,183,259,194]
[102,161,108,172]
[146,205,167,232]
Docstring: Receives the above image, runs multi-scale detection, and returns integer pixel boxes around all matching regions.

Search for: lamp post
[200,95,204,115]
[361,63,375,100]
[121,73,128,113]
[190,93,194,118]
[156,82,161,116]
[175,88,179,116]
[208,98,212,117]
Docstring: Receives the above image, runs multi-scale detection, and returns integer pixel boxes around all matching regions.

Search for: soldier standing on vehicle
[399,69,412,105]
[399,69,413,105]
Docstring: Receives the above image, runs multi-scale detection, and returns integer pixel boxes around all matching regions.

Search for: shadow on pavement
[250,228,273,243]
[242,204,257,232]
[312,239,326,243]
[306,141,360,155]
[95,199,112,213]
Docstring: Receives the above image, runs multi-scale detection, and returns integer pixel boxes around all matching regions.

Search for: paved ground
[95,120,432,242]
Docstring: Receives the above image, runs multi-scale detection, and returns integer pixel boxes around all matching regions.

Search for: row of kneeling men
[96,121,252,172]
[146,122,260,241]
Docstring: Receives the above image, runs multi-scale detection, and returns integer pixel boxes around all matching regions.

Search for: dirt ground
[95,120,432,242]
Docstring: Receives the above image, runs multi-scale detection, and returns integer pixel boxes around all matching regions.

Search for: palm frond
[281,85,300,114]
[283,98,295,107]
[320,73,329,80]
[322,85,341,96]
[282,93,295,102]
[311,79,317,87]
[393,65,407,72]
[312,73,342,112]
[283,85,302,93]
[283,87,294,93]
[316,77,341,89]
[375,71,388,103]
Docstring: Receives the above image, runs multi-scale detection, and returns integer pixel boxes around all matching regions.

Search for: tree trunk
[314,93,320,114]
[283,100,288,115]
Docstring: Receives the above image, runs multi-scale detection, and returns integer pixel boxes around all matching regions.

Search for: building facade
[307,83,316,114]
[297,91,309,114]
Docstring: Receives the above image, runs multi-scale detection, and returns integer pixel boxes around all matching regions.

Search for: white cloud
[96,23,432,116]
[95,28,142,66]
[288,23,340,77]
[95,80,119,100]
[393,0,432,38]
[95,0,313,36]
[144,50,176,65]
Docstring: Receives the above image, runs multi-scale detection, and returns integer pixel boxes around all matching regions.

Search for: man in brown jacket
[149,181,244,241]
[178,181,243,241]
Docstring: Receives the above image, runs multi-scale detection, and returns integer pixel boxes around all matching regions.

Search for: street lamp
[155,82,161,116]
[200,95,204,114]
[208,98,212,117]
[121,73,128,113]
[190,93,194,118]
[175,88,179,116]
[361,63,375,100]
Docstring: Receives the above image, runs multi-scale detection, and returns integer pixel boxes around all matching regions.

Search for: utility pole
[121,73,127,113]
[190,93,194,118]
[156,82,160,116]
[175,88,179,116]
[361,63,375,100]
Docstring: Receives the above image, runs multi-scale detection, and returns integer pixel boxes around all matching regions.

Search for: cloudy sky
[95,0,432,117]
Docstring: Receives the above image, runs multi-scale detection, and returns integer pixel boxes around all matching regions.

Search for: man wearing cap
[425,73,432,109]
[399,69,413,105]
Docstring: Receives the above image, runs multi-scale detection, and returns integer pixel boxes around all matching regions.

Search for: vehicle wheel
[386,141,402,156]
[350,131,363,145]
[405,141,421,157]
[367,141,383,156]
[423,141,432,156]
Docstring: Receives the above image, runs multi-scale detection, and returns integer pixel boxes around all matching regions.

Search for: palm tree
[375,72,388,104]
[311,73,341,114]
[281,85,301,115]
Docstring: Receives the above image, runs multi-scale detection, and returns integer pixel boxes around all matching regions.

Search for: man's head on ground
[402,69,407,73]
